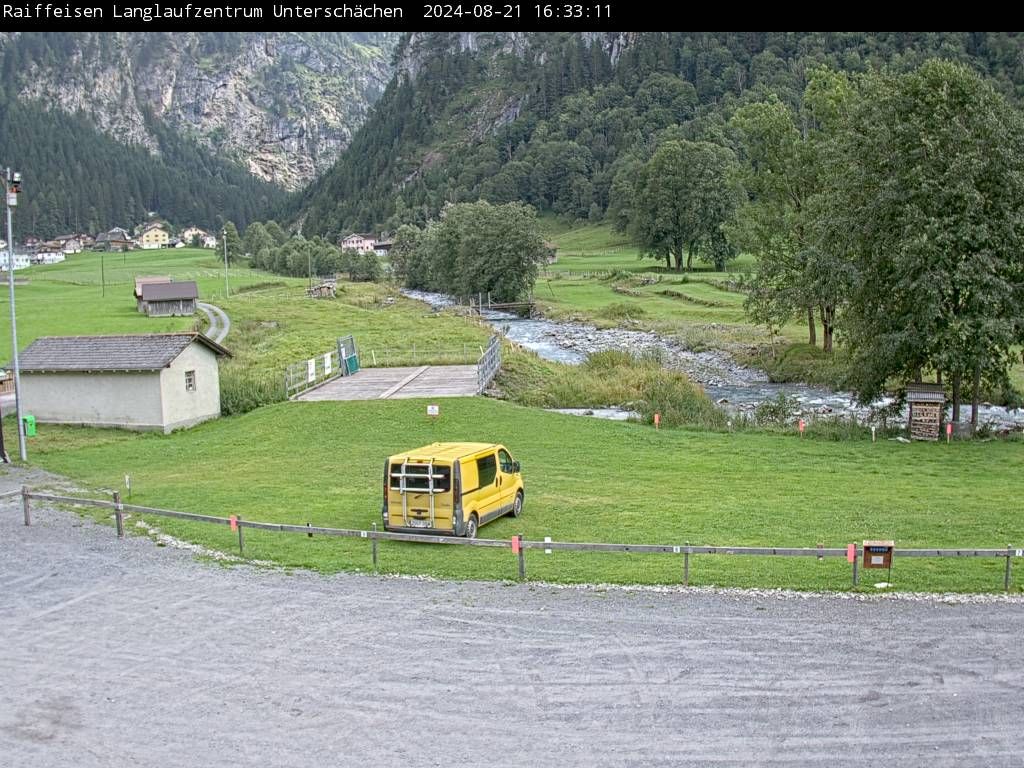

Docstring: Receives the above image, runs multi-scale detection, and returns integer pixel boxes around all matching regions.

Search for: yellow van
[382,442,524,538]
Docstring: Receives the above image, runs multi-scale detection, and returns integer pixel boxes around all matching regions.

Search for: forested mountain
[295,32,1024,237]
[0,31,398,238]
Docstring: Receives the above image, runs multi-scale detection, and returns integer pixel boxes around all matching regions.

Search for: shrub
[220,367,287,416]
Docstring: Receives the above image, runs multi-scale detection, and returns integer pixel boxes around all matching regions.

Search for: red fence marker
[847,543,856,563]
[654,412,661,430]
[946,422,953,443]
[511,536,521,555]
[798,419,806,437]
[229,515,238,532]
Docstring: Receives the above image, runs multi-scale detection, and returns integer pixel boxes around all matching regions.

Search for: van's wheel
[465,513,478,539]
[511,491,524,518]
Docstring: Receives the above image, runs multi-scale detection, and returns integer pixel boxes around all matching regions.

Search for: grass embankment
[498,348,725,429]
[23,398,1024,592]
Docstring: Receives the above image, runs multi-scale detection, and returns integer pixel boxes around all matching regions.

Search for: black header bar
[0,1,642,31]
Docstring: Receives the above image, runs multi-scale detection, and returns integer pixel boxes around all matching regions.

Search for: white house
[18,333,230,433]
[0,253,31,271]
[340,233,377,254]
[201,234,218,249]
[32,251,66,265]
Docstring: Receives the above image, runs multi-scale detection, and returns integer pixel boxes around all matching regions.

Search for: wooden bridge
[290,336,501,402]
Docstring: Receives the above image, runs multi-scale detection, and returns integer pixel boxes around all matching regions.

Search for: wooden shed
[141,281,198,317]
[134,276,172,312]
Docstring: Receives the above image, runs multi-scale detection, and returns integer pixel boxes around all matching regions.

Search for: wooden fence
[11,487,1022,592]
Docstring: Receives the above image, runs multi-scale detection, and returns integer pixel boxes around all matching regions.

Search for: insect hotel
[906,383,945,441]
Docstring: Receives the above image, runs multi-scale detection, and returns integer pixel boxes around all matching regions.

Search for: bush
[220,367,286,416]
[598,301,646,320]
[755,392,800,426]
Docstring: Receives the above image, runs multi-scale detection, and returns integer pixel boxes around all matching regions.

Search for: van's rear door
[386,461,454,531]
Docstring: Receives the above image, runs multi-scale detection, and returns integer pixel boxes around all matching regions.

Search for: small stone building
[18,333,230,433]
[141,280,198,317]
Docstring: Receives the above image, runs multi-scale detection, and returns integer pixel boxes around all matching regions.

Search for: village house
[95,227,134,252]
[17,332,230,433]
[340,233,378,254]
[140,222,170,250]
[141,280,198,317]
[374,240,393,257]
[0,252,31,271]
[53,234,84,254]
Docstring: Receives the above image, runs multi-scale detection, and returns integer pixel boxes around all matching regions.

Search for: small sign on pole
[229,515,238,532]
[426,404,440,418]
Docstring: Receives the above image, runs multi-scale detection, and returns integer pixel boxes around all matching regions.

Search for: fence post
[20,485,31,526]
[852,544,859,587]
[372,523,379,573]
[1005,545,1013,592]
[684,542,690,586]
[517,534,526,581]
[237,516,244,554]
[113,491,124,539]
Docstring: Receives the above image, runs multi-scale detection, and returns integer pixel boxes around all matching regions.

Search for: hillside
[0,32,399,238]
[295,32,1024,237]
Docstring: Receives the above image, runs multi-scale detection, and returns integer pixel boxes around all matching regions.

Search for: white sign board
[6,193,16,207]
[307,359,316,383]
[323,353,332,376]
[426,404,440,417]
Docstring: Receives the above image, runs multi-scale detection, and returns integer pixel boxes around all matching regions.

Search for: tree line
[724,61,1024,426]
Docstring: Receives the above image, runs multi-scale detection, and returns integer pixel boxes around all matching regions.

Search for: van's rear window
[390,463,451,492]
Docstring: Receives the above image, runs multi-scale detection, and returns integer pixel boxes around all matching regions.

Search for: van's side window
[498,449,514,473]
[477,454,497,487]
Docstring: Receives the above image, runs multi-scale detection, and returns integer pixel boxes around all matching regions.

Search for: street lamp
[3,168,26,462]
[222,228,229,298]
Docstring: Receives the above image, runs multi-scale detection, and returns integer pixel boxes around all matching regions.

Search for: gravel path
[197,301,230,344]
[2,467,1023,766]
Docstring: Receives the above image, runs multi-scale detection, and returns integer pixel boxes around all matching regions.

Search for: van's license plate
[409,519,430,528]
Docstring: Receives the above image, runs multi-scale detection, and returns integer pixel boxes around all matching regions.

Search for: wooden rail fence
[10,487,1022,592]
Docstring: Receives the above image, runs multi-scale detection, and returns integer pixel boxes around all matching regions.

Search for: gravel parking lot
[2,468,1024,767]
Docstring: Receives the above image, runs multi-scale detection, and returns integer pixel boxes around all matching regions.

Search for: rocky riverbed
[401,289,1024,429]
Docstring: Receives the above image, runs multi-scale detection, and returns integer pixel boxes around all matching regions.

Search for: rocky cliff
[0,32,399,190]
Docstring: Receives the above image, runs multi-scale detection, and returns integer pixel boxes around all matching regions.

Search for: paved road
[197,301,230,343]
[1,473,1023,766]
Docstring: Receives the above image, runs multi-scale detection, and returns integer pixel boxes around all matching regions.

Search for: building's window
[185,370,196,391]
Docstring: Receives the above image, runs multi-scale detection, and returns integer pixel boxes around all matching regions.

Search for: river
[401,289,1024,429]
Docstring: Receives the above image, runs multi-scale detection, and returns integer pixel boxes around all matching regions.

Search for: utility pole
[4,168,26,461]
[223,228,229,298]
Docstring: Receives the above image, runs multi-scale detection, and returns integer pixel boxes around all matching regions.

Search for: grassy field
[0,248,281,360]
[20,397,1024,593]
[0,248,492,374]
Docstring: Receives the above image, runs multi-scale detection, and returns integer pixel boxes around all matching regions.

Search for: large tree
[728,70,853,351]
[629,140,740,272]
[406,201,548,302]
[824,60,1024,425]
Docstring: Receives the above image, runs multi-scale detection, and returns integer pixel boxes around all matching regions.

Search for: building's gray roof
[141,281,198,301]
[17,333,230,372]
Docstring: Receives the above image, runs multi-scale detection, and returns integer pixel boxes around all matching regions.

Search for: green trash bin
[22,414,36,437]
[344,354,360,375]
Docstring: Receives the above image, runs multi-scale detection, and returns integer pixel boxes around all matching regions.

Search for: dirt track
[2,470,1023,767]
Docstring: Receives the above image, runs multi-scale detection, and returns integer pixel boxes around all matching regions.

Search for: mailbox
[863,540,894,569]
